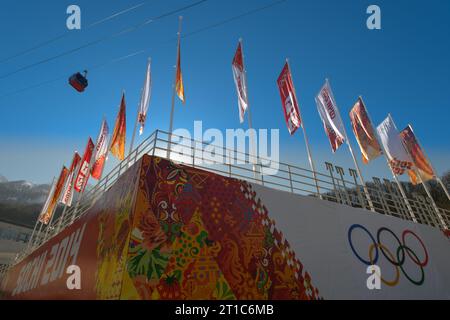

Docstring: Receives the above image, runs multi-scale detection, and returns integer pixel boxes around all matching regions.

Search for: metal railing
[0,264,9,293]
[12,129,450,265]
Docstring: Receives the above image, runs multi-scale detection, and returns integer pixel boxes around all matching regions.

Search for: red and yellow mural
[2,155,320,300]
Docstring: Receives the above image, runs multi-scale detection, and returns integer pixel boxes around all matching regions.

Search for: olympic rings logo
[347,224,429,286]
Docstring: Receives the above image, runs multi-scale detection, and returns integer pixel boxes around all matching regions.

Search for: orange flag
[175,38,185,103]
[39,166,69,225]
[110,93,126,160]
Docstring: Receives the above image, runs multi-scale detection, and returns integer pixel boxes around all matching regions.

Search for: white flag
[60,170,75,206]
[232,42,249,123]
[315,80,346,152]
[138,59,152,135]
[376,114,415,176]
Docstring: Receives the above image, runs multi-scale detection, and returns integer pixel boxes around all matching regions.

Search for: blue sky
[0,0,449,184]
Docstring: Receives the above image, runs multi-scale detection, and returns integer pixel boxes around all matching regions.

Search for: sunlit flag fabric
[376,115,417,182]
[110,94,127,160]
[74,138,95,193]
[315,80,346,153]
[138,59,152,135]
[91,119,109,180]
[60,152,81,206]
[38,179,56,225]
[232,42,249,123]
[400,125,435,184]
[39,166,69,225]
[175,38,185,103]
[277,62,301,135]
[349,97,382,164]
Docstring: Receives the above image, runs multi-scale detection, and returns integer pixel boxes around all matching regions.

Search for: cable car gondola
[69,70,88,92]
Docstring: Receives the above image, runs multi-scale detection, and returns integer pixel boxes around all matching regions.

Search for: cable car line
[0,0,287,100]
[0,0,209,80]
[0,0,156,65]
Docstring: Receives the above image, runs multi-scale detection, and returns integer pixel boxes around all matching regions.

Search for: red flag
[91,119,109,180]
[232,41,249,123]
[277,62,301,135]
[74,138,95,193]
[60,152,81,206]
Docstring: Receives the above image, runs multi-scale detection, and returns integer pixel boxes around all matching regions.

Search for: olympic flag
[175,36,185,104]
[39,166,69,225]
[315,80,346,152]
[376,115,416,181]
[91,119,109,180]
[138,59,152,135]
[110,94,126,161]
[349,97,382,164]
[232,41,249,123]
[74,138,95,193]
[277,62,301,135]
[60,152,81,206]
[400,125,435,184]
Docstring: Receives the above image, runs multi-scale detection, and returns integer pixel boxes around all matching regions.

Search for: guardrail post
[412,194,430,226]
[287,165,294,193]
[383,179,404,220]
[325,162,341,204]
[349,168,365,209]
[372,177,389,214]
[335,166,351,206]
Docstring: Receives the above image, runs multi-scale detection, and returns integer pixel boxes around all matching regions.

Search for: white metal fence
[8,129,450,270]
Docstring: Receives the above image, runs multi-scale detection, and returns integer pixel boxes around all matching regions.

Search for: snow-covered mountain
[0,180,49,204]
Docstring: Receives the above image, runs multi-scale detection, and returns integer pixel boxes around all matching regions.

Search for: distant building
[0,219,33,268]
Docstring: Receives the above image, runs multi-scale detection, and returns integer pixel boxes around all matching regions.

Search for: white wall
[251,183,450,299]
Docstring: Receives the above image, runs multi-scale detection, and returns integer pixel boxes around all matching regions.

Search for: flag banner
[315,81,346,152]
[91,119,109,180]
[232,42,249,123]
[138,59,152,135]
[277,62,302,135]
[376,115,416,181]
[110,94,126,160]
[38,179,56,225]
[75,138,95,193]
[400,125,435,183]
[176,39,185,103]
[349,98,382,164]
[60,152,81,206]
[39,166,69,225]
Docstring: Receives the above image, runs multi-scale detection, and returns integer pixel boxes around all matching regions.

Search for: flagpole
[416,172,447,229]
[287,59,321,198]
[326,79,375,212]
[239,38,258,180]
[360,97,416,220]
[129,89,142,157]
[407,125,450,201]
[167,16,183,160]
